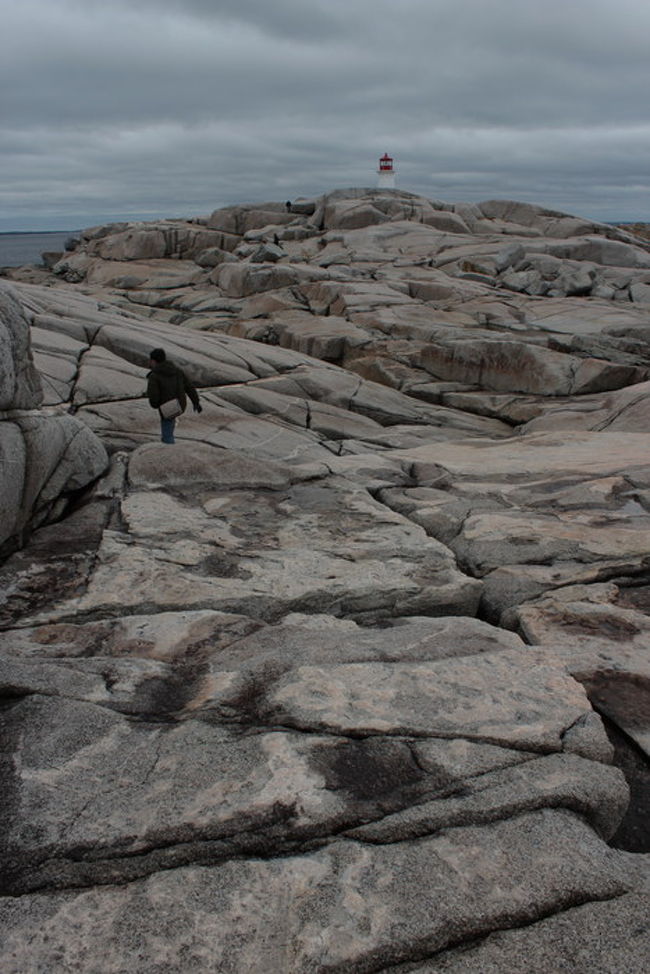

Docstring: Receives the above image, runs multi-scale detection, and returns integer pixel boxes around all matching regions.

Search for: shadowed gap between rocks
[600,714,650,853]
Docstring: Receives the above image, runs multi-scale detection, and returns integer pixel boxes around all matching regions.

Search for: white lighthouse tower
[377,152,396,188]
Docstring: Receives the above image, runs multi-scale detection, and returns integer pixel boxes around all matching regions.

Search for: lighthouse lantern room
[377,152,395,188]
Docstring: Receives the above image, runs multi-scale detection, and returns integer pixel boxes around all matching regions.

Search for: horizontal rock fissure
[345,795,609,847]
[3,796,594,902]
[226,718,568,755]
[3,819,332,898]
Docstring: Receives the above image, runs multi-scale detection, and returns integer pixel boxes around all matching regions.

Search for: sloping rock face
[0,283,108,555]
[2,190,650,971]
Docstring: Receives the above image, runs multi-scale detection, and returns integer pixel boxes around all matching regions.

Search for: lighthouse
[377,152,396,188]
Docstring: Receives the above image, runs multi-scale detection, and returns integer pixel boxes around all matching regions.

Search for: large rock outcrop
[0,283,108,554]
[1,190,650,971]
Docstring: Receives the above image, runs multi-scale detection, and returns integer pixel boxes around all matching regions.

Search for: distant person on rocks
[146,347,201,445]
[285,200,292,212]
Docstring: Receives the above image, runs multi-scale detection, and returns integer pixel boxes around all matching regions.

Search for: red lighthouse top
[379,153,393,172]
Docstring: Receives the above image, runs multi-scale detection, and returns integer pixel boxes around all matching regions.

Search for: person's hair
[150,348,166,362]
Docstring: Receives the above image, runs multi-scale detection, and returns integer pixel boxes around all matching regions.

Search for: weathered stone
[3,190,650,968]
[500,268,548,295]
[545,236,650,268]
[0,608,259,661]
[91,226,167,260]
[0,811,629,973]
[265,647,592,749]
[346,752,626,841]
[193,246,239,268]
[84,224,232,262]
[0,283,42,408]
[52,250,93,282]
[128,442,296,490]
[19,475,480,625]
[525,382,650,433]
[630,281,650,303]
[416,339,646,396]
[249,242,285,262]
[213,260,328,297]
[322,198,389,230]
[404,430,650,482]
[412,891,650,972]
[73,345,148,406]
[451,507,650,578]
[207,202,295,235]
[495,242,526,272]
[259,310,370,361]
[86,257,206,289]
[0,414,108,553]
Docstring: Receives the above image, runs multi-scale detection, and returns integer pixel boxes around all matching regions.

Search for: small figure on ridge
[146,347,201,445]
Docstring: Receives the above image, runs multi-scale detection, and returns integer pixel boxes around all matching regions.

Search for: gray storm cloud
[3,0,650,229]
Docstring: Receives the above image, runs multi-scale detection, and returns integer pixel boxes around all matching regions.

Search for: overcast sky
[3,0,650,230]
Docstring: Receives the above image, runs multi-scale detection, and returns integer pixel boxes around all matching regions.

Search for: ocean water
[0,231,78,268]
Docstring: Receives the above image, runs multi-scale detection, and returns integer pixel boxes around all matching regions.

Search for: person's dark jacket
[147,361,201,413]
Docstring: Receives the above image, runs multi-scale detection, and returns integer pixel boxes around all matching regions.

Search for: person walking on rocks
[147,347,202,444]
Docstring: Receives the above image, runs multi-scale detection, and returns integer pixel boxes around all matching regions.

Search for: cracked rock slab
[19,476,480,626]
[6,694,436,893]
[262,648,593,749]
[4,688,607,896]
[513,590,650,759]
[0,414,108,553]
[451,508,650,577]
[0,810,630,973]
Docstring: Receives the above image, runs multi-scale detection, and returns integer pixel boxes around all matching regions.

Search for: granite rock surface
[1,189,650,971]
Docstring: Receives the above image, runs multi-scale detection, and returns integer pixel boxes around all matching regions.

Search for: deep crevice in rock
[602,716,650,853]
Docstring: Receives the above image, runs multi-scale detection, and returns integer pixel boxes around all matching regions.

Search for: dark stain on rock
[616,583,650,615]
[315,738,428,805]
[221,677,270,725]
[126,666,208,720]
[215,664,288,726]
[543,608,640,642]
[0,704,23,894]
[0,554,93,629]
[198,552,252,580]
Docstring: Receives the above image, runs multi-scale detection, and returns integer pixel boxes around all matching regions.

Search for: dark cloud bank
[3,0,650,230]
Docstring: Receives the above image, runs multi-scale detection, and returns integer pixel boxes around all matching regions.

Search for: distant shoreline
[0,230,77,268]
[0,230,76,236]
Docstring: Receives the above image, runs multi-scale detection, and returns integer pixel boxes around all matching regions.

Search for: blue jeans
[160,417,176,444]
